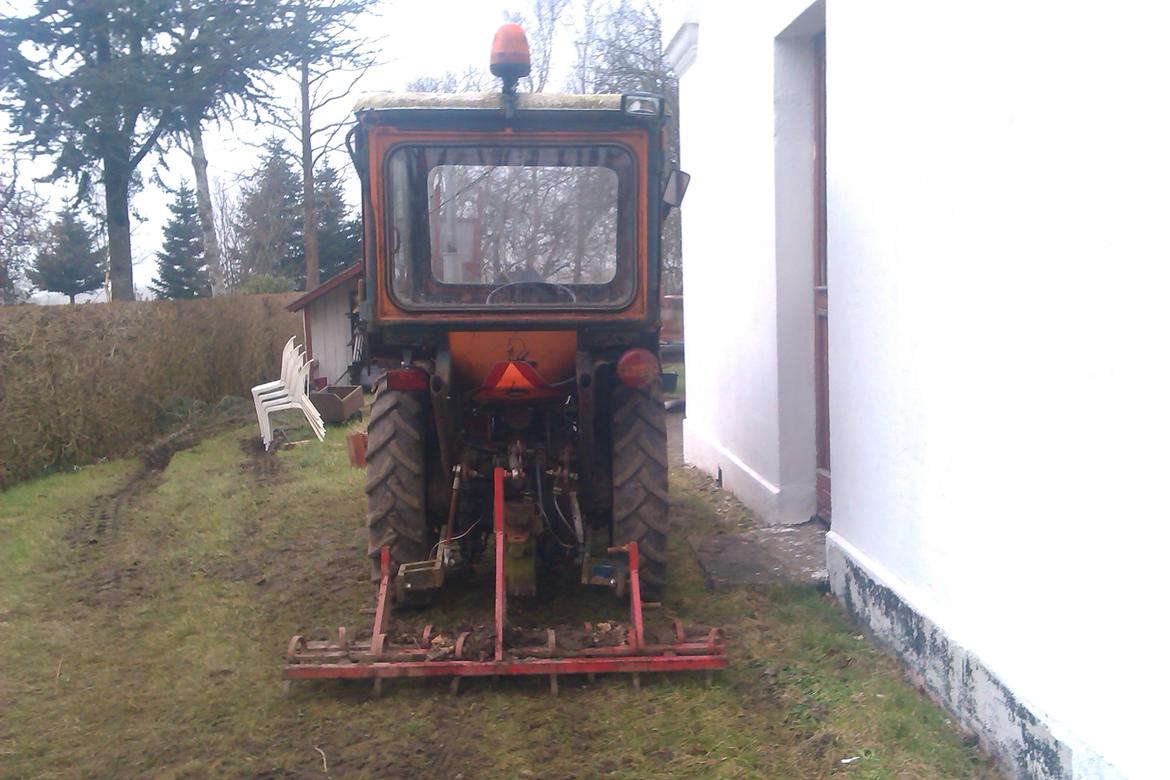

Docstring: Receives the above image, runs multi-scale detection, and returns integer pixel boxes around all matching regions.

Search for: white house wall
[668,1,1170,778]
[670,0,822,526]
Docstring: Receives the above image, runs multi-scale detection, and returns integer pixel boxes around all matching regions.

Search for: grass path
[0,418,1002,779]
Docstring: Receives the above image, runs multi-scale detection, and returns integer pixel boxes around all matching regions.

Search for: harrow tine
[454,631,470,659]
[547,629,558,696]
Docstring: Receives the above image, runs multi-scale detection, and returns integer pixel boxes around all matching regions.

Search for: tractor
[283,24,723,690]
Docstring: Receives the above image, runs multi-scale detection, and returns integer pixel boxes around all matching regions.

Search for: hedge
[0,294,301,487]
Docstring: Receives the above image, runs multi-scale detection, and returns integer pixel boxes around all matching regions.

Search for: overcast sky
[4,0,568,303]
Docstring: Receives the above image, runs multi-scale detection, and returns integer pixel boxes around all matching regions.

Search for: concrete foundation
[827,533,1126,780]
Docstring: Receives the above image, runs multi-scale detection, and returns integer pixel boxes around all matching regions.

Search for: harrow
[284,468,727,693]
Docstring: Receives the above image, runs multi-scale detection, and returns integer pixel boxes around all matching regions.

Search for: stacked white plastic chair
[252,337,326,450]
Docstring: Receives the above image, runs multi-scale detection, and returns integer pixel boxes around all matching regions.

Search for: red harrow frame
[284,468,728,693]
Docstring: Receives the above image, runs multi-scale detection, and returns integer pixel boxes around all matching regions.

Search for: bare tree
[422,147,620,290]
[0,163,45,304]
[502,0,570,93]
[527,0,571,93]
[575,0,683,294]
[212,179,246,292]
[261,0,376,290]
[406,66,490,94]
[569,0,599,93]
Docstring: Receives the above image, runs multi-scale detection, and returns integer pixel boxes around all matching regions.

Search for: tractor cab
[348,86,672,391]
[346,29,678,390]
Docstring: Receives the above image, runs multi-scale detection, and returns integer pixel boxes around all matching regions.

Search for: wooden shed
[286,264,361,387]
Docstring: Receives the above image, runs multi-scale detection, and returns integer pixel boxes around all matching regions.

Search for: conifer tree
[29,211,106,304]
[234,138,304,291]
[0,0,373,300]
[315,163,361,281]
[151,183,209,299]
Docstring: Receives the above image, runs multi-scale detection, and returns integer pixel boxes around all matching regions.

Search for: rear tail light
[616,348,659,389]
[383,367,429,392]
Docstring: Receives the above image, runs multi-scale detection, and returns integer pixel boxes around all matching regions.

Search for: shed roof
[285,264,362,312]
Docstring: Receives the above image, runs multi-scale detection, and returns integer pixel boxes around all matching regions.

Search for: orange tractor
[284,25,724,690]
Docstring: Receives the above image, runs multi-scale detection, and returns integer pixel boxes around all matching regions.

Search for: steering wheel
[485,281,577,304]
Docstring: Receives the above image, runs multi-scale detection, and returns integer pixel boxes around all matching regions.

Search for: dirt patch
[84,562,148,607]
[505,621,628,654]
[139,425,199,471]
[239,436,282,481]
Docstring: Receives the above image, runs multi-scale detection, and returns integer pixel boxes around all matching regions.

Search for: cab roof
[353,92,623,113]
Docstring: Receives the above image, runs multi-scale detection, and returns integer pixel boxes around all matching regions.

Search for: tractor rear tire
[365,388,431,585]
[611,381,669,602]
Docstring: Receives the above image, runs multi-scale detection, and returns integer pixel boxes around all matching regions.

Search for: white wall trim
[664,21,699,76]
[684,418,816,525]
[774,0,824,40]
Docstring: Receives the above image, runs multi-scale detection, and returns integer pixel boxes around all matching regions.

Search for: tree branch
[129,112,174,168]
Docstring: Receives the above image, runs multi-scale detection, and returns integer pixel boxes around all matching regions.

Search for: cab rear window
[384,144,636,309]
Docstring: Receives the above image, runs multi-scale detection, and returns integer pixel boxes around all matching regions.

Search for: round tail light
[616,348,659,389]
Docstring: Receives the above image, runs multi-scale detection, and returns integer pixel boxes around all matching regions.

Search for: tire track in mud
[67,428,199,607]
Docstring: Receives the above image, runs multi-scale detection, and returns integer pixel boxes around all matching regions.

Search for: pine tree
[29,210,106,304]
[315,163,361,281]
[234,138,304,291]
[151,182,210,299]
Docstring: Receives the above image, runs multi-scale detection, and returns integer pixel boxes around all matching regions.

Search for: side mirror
[663,169,691,211]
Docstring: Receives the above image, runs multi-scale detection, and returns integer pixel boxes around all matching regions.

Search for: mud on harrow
[284,468,727,694]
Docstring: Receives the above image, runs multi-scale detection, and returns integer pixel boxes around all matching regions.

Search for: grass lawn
[0,411,1001,779]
